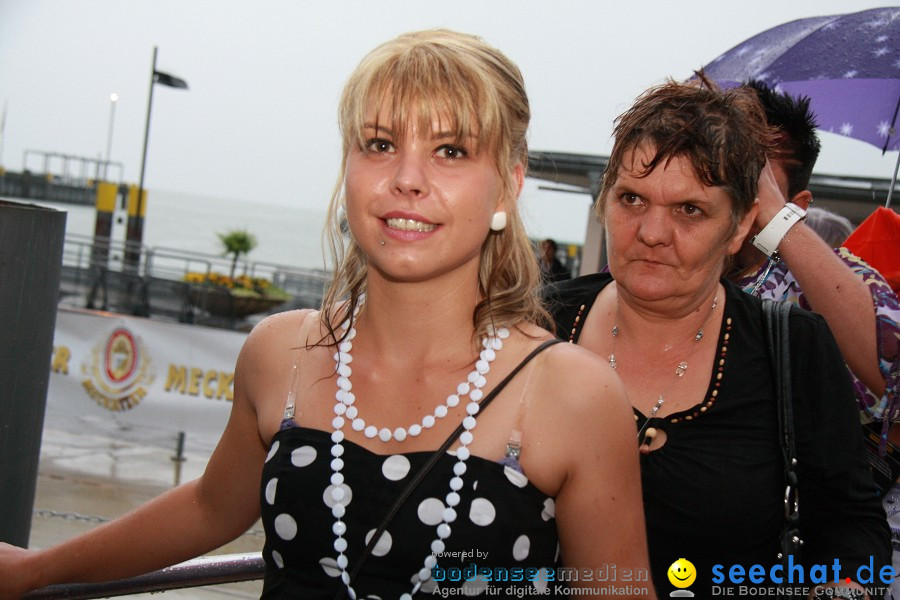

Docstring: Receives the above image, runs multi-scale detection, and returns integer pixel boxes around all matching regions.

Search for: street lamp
[0,99,7,168]
[103,92,118,181]
[124,46,188,275]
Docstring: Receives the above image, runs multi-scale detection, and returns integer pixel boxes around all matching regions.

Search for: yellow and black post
[92,181,117,266]
[123,183,147,274]
[86,181,119,309]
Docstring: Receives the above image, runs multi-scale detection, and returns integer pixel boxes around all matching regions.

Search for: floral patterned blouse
[738,247,900,425]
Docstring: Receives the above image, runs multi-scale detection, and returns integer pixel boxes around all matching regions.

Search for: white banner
[47,308,247,457]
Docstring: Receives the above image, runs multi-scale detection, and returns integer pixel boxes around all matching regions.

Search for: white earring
[490,211,507,231]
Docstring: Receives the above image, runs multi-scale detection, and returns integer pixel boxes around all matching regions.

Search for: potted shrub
[185,271,291,318]
[185,229,291,318]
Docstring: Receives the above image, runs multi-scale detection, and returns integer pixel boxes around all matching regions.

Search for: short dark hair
[599,76,775,231]
[746,79,821,198]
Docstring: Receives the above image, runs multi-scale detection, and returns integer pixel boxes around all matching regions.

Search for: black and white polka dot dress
[259,425,563,599]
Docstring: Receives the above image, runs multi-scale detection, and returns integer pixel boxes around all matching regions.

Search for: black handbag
[762,299,802,589]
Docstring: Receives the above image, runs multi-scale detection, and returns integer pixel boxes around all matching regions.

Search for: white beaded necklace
[329,304,509,600]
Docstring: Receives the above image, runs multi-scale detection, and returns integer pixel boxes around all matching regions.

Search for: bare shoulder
[528,345,632,459]
[541,342,628,409]
[247,308,317,345]
[516,326,637,496]
[235,309,318,391]
[517,323,631,425]
[240,309,318,360]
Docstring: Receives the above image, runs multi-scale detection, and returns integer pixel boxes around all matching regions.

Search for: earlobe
[791,191,813,210]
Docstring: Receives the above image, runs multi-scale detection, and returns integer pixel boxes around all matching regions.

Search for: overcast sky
[0,0,896,216]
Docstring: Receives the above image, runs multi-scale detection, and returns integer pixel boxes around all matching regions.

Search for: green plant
[217,229,258,279]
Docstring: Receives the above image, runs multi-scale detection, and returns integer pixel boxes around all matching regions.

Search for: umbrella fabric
[701,7,900,152]
[844,206,900,293]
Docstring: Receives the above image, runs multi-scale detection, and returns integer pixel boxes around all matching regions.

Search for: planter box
[189,288,288,318]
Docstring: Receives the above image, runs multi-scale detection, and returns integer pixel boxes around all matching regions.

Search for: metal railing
[24,552,265,599]
[58,234,331,327]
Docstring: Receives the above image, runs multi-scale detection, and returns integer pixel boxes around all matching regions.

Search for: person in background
[804,206,853,249]
[0,29,653,600]
[539,238,570,283]
[733,79,900,599]
[733,80,899,430]
[548,78,890,598]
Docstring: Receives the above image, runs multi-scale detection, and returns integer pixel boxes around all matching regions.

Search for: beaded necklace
[329,304,509,600]
[610,294,719,449]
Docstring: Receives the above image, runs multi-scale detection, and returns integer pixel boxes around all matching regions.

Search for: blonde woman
[0,30,652,599]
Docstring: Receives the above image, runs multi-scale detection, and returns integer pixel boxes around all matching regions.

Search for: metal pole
[886,151,899,209]
[126,48,157,275]
[24,552,265,600]
[0,99,7,168]
[137,48,156,213]
[104,93,118,181]
[882,95,900,209]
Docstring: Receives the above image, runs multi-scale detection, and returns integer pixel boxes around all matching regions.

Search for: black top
[548,273,890,598]
[260,426,563,599]
[542,258,571,284]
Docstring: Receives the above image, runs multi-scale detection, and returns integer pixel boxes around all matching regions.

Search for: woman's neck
[354,275,482,366]
[610,281,723,354]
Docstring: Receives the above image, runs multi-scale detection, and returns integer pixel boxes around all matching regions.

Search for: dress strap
[282,310,319,422]
[501,347,545,469]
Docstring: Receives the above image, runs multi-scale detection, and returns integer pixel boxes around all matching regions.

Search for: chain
[33,509,109,524]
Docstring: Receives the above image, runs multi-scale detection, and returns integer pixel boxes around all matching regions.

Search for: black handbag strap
[762,299,800,579]
[337,338,562,599]
[763,299,797,474]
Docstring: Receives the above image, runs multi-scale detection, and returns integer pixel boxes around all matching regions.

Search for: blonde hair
[320,29,547,345]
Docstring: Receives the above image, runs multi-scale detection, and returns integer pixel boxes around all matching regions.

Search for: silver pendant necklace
[609,294,719,444]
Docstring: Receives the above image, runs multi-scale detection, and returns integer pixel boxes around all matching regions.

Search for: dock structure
[0,150,125,206]
[58,232,330,330]
[0,150,329,327]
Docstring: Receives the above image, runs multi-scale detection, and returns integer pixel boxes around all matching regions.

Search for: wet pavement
[30,427,264,598]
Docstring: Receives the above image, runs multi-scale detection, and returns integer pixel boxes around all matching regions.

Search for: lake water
[22,189,331,270]
[17,179,590,271]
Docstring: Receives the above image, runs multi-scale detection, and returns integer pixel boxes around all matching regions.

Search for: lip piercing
[380,240,385,246]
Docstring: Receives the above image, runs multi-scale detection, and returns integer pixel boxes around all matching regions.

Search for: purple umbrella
[700,7,900,205]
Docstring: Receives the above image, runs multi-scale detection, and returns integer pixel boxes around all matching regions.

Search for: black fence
[59,233,330,330]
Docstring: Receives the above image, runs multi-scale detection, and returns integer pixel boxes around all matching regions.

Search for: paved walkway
[30,427,263,598]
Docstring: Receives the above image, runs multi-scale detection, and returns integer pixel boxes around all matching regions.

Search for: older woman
[548,81,890,597]
[0,30,652,600]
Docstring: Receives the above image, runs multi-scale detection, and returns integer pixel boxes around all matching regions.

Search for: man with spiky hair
[732,79,900,591]
[734,80,898,428]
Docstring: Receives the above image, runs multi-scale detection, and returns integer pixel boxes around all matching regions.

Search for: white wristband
[750,203,807,258]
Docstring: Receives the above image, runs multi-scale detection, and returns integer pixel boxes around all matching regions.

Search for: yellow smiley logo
[667,558,696,588]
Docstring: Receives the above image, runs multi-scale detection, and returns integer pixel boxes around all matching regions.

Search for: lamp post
[124,46,188,275]
[0,99,7,169]
[103,93,118,181]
